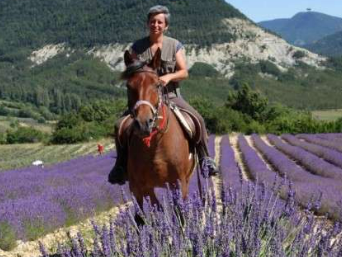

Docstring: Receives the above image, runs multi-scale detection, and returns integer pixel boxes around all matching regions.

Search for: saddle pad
[170,105,202,144]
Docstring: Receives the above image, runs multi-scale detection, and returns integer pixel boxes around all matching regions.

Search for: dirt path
[246,135,276,172]
[0,206,123,257]
[210,136,222,199]
[229,134,250,180]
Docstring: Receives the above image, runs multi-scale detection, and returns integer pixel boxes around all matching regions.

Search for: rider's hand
[159,74,173,86]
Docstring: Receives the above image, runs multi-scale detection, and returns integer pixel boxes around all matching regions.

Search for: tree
[226,83,268,122]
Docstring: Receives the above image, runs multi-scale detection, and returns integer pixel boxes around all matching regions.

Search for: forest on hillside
[1,55,342,122]
[0,0,244,53]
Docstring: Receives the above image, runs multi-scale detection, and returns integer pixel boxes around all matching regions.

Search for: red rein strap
[142,104,167,147]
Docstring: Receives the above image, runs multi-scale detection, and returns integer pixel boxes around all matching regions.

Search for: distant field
[0,116,55,134]
[312,109,342,121]
[0,138,114,171]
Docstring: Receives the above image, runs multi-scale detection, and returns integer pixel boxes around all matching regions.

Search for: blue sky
[226,0,342,22]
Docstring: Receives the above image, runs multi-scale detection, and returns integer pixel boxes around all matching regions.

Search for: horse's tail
[196,164,203,200]
[195,156,212,204]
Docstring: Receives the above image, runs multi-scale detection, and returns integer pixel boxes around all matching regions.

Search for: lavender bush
[0,152,126,250]
[208,134,216,159]
[282,134,342,169]
[238,135,280,185]
[219,135,242,189]
[267,134,342,180]
[297,134,342,153]
[41,182,342,257]
[316,133,342,143]
[251,134,342,220]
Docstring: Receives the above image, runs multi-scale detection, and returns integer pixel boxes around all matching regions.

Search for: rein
[129,66,170,147]
[142,103,168,147]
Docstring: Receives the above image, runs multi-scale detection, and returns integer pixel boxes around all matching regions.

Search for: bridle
[128,66,170,146]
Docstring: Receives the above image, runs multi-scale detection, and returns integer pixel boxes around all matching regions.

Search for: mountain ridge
[305,30,342,57]
[258,11,342,46]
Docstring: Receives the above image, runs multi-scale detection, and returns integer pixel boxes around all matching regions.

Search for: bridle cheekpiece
[128,65,169,147]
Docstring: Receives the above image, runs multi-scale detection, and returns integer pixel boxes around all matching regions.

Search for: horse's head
[122,49,162,137]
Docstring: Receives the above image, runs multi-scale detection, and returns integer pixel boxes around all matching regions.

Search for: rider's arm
[159,48,188,86]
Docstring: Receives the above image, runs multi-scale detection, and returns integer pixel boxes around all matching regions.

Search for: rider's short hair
[147,5,170,26]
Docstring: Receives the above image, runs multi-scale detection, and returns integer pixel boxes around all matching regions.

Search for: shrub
[259,60,281,77]
[55,113,83,130]
[245,120,266,134]
[226,83,268,122]
[189,62,219,77]
[0,133,6,144]
[6,127,46,144]
[18,108,40,120]
[0,221,17,251]
[326,56,342,72]
[37,117,46,124]
[51,126,86,144]
[293,50,306,59]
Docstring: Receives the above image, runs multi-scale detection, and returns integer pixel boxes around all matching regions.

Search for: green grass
[0,222,17,251]
[312,109,342,121]
[0,116,54,134]
[0,138,114,171]
[181,77,232,105]
[231,62,342,110]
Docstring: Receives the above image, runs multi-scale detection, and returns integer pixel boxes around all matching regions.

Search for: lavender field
[0,151,126,252]
[2,134,342,256]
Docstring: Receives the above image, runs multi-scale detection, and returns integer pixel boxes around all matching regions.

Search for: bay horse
[119,49,196,211]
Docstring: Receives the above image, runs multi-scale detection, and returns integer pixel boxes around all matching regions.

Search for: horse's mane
[121,60,148,80]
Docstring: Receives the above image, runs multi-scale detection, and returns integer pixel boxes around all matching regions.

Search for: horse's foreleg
[181,180,189,201]
[129,187,145,226]
[145,189,161,211]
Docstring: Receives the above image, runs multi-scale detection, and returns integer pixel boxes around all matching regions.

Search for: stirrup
[200,157,219,178]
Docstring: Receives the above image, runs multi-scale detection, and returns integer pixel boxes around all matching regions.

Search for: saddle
[169,103,202,145]
[117,104,202,147]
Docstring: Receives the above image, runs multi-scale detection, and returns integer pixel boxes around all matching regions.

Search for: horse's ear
[150,48,161,70]
[124,50,134,66]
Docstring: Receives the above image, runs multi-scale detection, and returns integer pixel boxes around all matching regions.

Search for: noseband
[130,68,163,120]
[128,66,169,147]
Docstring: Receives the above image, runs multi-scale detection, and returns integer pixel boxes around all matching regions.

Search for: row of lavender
[46,134,342,256]
[219,133,342,221]
[42,176,342,257]
[1,136,216,251]
[0,152,127,249]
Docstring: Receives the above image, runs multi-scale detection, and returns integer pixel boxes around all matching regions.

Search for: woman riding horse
[109,5,218,185]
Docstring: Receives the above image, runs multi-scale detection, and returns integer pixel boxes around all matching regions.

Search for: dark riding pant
[168,95,209,157]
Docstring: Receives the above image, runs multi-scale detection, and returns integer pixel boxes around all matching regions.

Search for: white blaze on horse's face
[128,72,160,136]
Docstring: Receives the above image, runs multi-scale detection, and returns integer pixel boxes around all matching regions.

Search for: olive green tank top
[131,36,183,96]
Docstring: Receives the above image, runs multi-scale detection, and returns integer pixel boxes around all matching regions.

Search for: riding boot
[108,141,128,185]
[197,143,219,178]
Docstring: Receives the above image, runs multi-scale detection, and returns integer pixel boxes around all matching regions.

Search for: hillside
[1,0,342,117]
[259,11,342,46]
[0,0,245,51]
[87,18,325,74]
[305,31,342,57]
